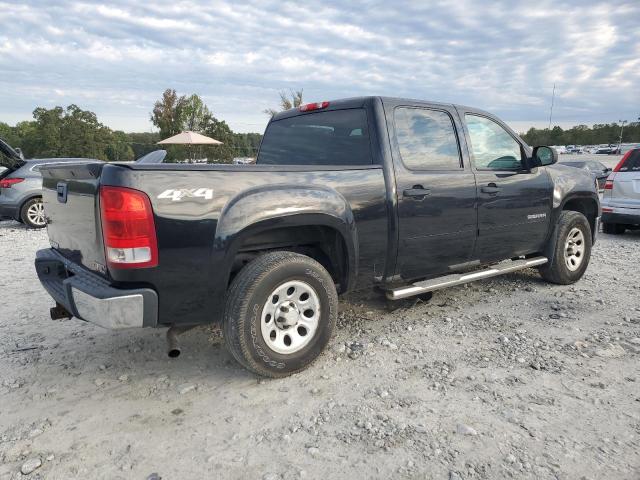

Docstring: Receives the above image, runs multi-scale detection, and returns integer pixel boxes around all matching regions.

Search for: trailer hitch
[50,303,72,320]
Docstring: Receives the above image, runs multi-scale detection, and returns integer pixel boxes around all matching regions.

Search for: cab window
[465,115,523,171]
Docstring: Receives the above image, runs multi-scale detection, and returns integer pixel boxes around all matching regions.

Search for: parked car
[34,97,599,377]
[601,148,640,234]
[560,160,612,190]
[0,139,101,228]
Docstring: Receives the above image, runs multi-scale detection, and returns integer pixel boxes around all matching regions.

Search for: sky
[1,0,639,134]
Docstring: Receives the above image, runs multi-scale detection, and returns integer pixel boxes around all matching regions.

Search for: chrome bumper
[71,288,146,329]
[35,248,157,329]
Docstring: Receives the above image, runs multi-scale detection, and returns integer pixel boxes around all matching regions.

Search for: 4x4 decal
[157,188,213,202]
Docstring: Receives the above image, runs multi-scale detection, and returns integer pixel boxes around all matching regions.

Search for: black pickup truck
[34,97,600,377]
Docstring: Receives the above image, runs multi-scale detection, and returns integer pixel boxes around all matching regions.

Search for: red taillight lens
[613,150,632,172]
[99,186,158,269]
[604,179,614,190]
[299,101,330,112]
[0,178,24,188]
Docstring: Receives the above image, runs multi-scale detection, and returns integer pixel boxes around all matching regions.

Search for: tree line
[521,122,640,147]
[0,90,263,163]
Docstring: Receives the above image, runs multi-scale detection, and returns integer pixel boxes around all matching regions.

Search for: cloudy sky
[1,0,639,134]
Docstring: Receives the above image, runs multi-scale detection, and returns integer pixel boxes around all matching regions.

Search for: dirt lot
[1,218,639,480]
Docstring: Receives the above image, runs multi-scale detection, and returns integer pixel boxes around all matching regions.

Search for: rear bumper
[35,248,158,329]
[601,205,640,225]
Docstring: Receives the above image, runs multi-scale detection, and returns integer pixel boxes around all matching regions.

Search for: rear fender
[215,184,358,289]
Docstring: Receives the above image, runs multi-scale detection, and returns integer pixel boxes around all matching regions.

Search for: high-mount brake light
[99,186,158,269]
[299,101,330,112]
[613,150,632,172]
[0,178,24,188]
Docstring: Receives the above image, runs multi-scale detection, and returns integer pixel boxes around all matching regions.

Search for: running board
[386,257,548,300]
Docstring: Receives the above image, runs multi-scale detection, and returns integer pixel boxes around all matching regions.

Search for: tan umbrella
[157,131,222,162]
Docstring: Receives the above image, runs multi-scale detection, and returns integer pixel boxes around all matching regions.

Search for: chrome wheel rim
[564,227,585,271]
[27,201,46,226]
[260,280,320,354]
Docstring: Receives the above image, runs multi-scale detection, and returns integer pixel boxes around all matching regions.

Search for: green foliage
[150,89,187,138]
[1,91,263,164]
[521,122,640,146]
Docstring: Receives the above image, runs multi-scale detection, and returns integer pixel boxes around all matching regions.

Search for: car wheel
[20,197,46,229]
[602,222,625,235]
[223,251,338,378]
[539,211,592,285]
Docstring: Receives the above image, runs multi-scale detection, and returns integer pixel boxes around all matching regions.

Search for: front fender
[215,184,358,287]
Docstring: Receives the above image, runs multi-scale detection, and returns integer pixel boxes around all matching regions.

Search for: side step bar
[386,256,548,300]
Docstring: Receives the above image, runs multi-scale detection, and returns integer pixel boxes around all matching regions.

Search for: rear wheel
[20,197,46,228]
[602,222,625,235]
[539,211,592,285]
[223,251,338,378]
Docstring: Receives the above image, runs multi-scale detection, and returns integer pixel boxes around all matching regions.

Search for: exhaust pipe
[166,326,195,358]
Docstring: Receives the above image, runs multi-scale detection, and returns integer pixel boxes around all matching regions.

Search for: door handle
[403,186,431,198]
[481,183,500,194]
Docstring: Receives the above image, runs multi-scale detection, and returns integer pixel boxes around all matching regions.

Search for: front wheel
[20,197,46,228]
[539,211,592,285]
[223,251,338,378]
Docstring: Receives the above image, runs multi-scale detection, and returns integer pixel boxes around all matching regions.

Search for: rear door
[387,101,478,280]
[459,109,552,262]
[609,149,640,208]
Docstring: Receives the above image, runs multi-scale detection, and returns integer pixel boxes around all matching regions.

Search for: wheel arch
[560,193,599,241]
[214,185,358,294]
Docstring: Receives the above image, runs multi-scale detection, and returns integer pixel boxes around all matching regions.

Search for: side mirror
[605,167,612,173]
[531,146,558,167]
[14,147,25,160]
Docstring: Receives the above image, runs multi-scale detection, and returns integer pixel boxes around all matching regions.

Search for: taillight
[99,186,158,269]
[299,101,329,112]
[0,178,24,188]
[613,150,632,172]
[604,179,614,190]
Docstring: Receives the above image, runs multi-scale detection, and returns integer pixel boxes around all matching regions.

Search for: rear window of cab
[257,109,372,166]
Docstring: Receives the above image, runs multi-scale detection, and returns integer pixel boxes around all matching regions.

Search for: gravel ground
[1,219,639,480]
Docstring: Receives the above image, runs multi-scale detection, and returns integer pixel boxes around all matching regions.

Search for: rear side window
[257,109,371,165]
[619,149,640,171]
[394,107,462,170]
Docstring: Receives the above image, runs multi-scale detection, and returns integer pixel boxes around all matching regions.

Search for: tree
[201,114,235,162]
[263,89,304,116]
[182,94,210,132]
[105,130,135,162]
[151,89,187,138]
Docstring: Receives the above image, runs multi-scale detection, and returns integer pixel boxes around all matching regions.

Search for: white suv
[601,148,640,234]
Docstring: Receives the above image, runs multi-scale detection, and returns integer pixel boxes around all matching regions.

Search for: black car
[34,96,600,377]
[560,160,612,190]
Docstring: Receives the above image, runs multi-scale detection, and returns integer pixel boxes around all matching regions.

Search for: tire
[539,211,592,285]
[20,197,46,228]
[223,251,338,378]
[602,222,625,235]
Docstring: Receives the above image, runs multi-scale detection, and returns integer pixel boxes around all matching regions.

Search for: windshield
[257,109,371,166]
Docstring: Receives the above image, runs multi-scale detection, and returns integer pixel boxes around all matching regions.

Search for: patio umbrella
[157,131,222,162]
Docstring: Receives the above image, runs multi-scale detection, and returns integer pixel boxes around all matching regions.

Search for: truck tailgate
[41,162,108,276]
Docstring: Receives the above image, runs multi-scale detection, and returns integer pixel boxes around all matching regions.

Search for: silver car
[0,141,100,228]
[601,148,640,234]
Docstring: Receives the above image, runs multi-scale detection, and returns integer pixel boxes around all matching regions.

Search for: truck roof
[271,96,491,121]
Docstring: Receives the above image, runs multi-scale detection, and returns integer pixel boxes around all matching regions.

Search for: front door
[389,103,478,281]
[460,111,552,262]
